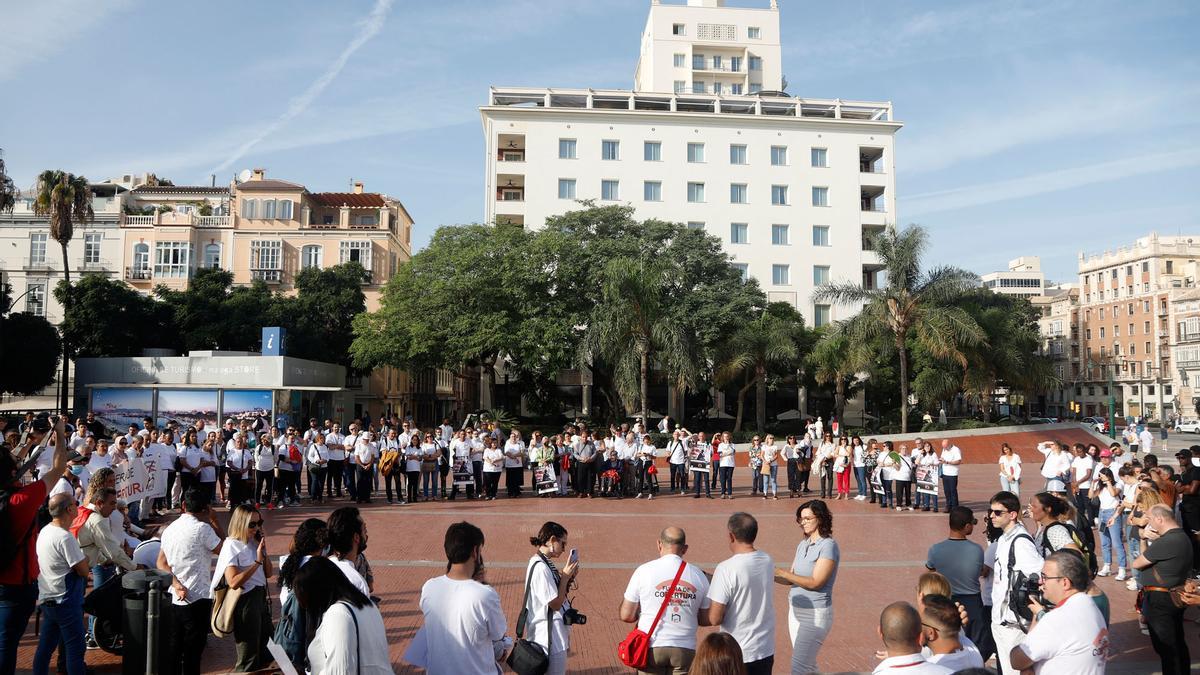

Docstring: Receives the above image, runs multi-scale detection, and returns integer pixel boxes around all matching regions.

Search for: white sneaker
[1115,569,1127,581]
[648,494,654,500]
[1097,565,1111,577]
[636,493,644,499]
[1126,579,1139,591]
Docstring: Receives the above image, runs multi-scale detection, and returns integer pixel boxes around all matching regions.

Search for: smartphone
[568,548,579,565]
[254,530,263,542]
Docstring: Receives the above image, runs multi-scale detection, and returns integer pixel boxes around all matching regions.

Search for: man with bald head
[620,527,712,674]
[33,493,91,674]
[873,602,953,674]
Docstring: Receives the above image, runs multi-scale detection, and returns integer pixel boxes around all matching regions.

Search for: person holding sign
[691,433,713,499]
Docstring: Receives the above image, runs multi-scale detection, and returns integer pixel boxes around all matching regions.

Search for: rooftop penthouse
[485,86,895,123]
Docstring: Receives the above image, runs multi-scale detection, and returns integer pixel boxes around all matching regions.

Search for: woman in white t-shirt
[226,435,255,507]
[306,435,330,505]
[252,431,276,507]
[717,432,736,499]
[482,437,504,500]
[522,522,579,675]
[420,433,440,501]
[293,557,391,674]
[402,434,423,503]
[892,443,914,510]
[998,443,1022,494]
[211,505,273,672]
[1091,467,1128,579]
[761,434,780,500]
[197,438,219,504]
[815,433,836,500]
[177,429,201,498]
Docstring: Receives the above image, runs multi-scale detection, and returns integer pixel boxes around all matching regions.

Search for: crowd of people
[2,409,1199,674]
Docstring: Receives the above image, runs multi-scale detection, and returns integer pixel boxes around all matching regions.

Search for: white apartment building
[981,256,1045,298]
[479,0,899,326]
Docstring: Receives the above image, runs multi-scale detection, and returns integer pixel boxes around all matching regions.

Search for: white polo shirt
[939,446,962,477]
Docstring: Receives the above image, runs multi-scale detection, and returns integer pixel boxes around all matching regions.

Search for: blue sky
[2,0,1197,283]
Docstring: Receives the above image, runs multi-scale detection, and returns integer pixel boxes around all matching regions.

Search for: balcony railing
[250,269,282,283]
[121,213,232,227]
[125,267,152,281]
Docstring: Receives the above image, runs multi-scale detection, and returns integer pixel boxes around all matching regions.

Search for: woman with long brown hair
[691,632,747,675]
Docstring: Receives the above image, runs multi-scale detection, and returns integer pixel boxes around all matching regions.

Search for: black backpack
[1042,521,1099,579]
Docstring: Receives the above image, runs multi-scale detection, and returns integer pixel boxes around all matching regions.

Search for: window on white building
[730,183,747,204]
[558,179,576,200]
[687,142,705,163]
[734,263,749,281]
[692,82,706,94]
[771,185,788,205]
[241,198,258,219]
[672,23,686,35]
[748,26,761,39]
[712,82,722,95]
[644,141,661,161]
[154,241,192,278]
[813,265,830,286]
[770,146,788,166]
[83,232,101,264]
[339,241,372,272]
[731,83,743,94]
[262,199,277,220]
[29,233,47,265]
[25,281,46,317]
[730,222,748,244]
[132,243,150,277]
[673,53,686,67]
[731,56,742,72]
[771,224,789,245]
[812,187,829,207]
[712,55,723,70]
[687,182,705,203]
[558,139,576,159]
[278,199,293,219]
[601,140,620,160]
[748,83,762,93]
[643,181,662,202]
[811,148,828,168]
[729,144,747,165]
[301,244,323,270]
[601,180,620,201]
[772,264,790,285]
[749,56,762,70]
[687,221,705,230]
[674,81,686,94]
[692,54,705,70]
[250,240,282,276]
[812,225,830,246]
[813,304,831,327]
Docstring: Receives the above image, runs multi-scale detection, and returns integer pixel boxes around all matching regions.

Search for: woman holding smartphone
[1091,466,1128,580]
[522,522,579,675]
[211,504,274,672]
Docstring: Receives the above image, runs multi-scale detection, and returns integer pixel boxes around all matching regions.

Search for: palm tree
[586,257,696,426]
[813,225,985,433]
[715,310,799,432]
[0,151,17,214]
[33,170,93,413]
[808,322,872,424]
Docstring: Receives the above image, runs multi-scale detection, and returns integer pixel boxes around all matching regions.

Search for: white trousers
[546,649,567,675]
[991,620,1025,675]
[788,605,833,675]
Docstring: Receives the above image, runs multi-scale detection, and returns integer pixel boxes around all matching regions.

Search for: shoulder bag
[210,575,242,638]
[507,560,552,675]
[618,560,686,669]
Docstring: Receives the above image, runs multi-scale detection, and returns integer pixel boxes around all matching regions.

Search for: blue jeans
[422,469,438,498]
[693,470,711,496]
[0,583,38,675]
[918,489,940,510]
[719,466,734,496]
[34,575,86,675]
[89,564,116,638]
[1000,476,1020,494]
[942,474,959,508]
[880,477,893,508]
[854,466,867,497]
[1099,508,1127,568]
[764,465,779,495]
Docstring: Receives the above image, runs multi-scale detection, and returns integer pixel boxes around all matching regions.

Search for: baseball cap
[1099,449,1113,458]
[1177,448,1193,459]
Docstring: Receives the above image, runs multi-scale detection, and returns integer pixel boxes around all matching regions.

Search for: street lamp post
[1107,363,1117,440]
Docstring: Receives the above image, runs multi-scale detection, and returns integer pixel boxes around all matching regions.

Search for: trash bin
[122,570,173,675]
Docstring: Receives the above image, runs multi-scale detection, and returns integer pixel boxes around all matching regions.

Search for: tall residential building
[479,0,899,328]
[1075,233,1200,421]
[981,256,1046,298]
[1032,286,1079,418]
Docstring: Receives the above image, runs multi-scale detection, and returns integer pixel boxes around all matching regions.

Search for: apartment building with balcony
[1074,233,1200,421]
[479,0,899,328]
[982,256,1046,299]
[1032,286,1079,418]
[1170,288,1200,420]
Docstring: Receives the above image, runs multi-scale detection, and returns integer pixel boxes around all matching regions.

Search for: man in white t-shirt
[987,491,1044,675]
[1010,551,1108,674]
[706,512,775,674]
[1138,426,1153,456]
[620,527,712,671]
[35,494,91,674]
[939,440,962,511]
[326,507,372,597]
[405,522,508,675]
[157,488,225,675]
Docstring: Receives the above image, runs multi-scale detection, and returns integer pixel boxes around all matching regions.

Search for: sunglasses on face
[248,520,263,528]
[988,508,1010,516]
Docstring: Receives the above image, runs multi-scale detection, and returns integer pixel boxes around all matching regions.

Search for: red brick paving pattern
[14,436,1190,673]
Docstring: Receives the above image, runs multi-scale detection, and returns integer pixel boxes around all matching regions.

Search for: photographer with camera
[985,491,1043,675]
[1008,550,1108,674]
[0,414,67,675]
[521,522,580,675]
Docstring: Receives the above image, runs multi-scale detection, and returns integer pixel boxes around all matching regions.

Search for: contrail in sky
[210,0,394,175]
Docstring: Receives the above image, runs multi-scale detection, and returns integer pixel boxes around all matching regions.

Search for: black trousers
[1145,590,1189,675]
[484,471,501,498]
[406,470,420,502]
[384,469,402,501]
[472,461,484,497]
[894,480,912,507]
[744,655,774,675]
[355,466,373,502]
[786,459,799,492]
[505,467,523,496]
[669,463,688,491]
[254,470,274,504]
[327,459,345,496]
[166,599,211,675]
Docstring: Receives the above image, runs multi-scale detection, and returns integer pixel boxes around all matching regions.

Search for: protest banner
[915,466,939,496]
[534,465,558,494]
[452,458,475,487]
[688,445,711,473]
[114,458,150,503]
[871,468,885,495]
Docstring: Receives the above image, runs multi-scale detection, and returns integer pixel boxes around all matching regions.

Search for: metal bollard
[146,578,161,675]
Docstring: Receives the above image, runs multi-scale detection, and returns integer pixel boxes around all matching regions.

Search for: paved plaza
[13,434,1198,674]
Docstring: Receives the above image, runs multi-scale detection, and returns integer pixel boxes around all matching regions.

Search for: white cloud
[0,0,134,81]
[208,0,395,175]
[903,147,1200,216]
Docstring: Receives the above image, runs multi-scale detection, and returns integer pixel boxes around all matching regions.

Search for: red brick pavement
[13,447,1189,674]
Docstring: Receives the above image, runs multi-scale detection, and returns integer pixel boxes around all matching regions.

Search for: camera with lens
[1009,571,1045,626]
[29,414,52,435]
[563,608,587,626]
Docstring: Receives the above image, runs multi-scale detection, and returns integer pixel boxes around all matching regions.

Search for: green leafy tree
[715,304,801,432]
[0,285,61,396]
[813,225,985,433]
[587,258,695,426]
[33,170,93,412]
[284,262,368,365]
[0,150,17,214]
[808,321,872,425]
[55,274,176,356]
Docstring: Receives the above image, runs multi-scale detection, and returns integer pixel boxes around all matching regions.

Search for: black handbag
[506,560,551,675]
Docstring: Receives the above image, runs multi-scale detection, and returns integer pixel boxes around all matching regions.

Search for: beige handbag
[210,576,242,638]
